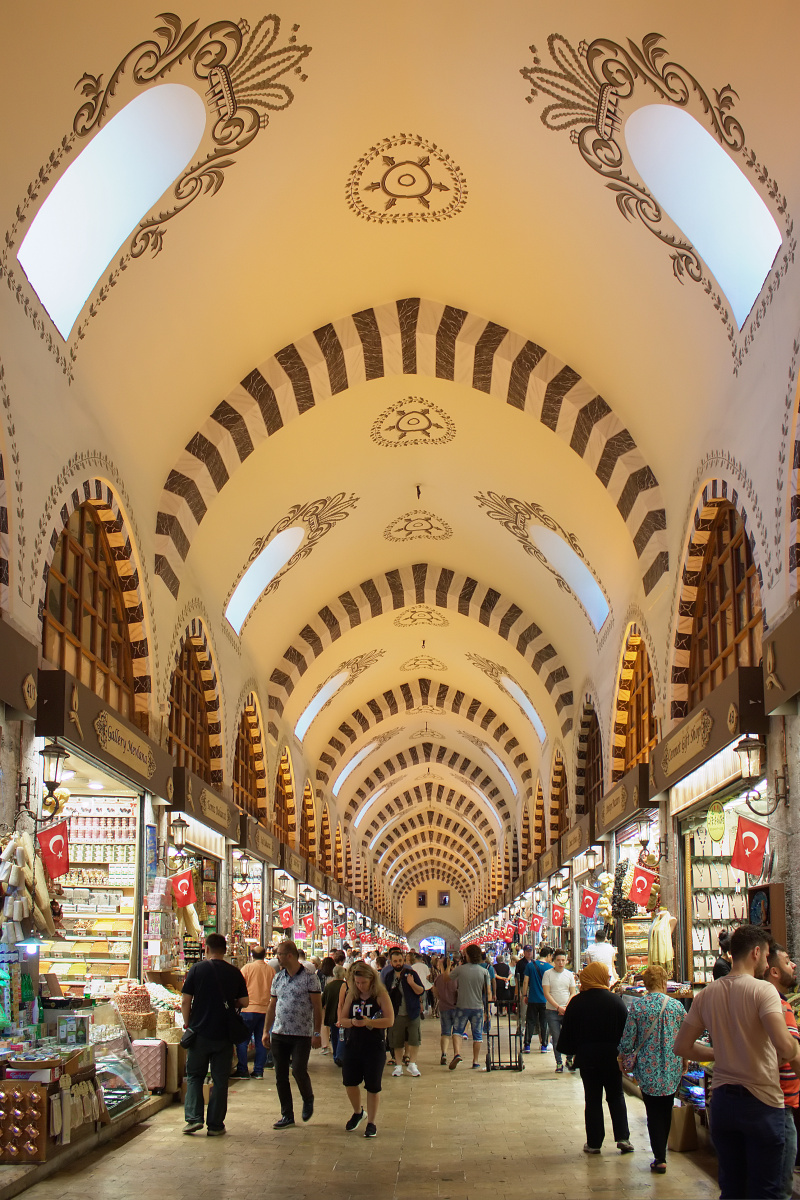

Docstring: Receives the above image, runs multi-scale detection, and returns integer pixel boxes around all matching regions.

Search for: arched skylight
[17,84,207,340]
[481,745,518,796]
[529,526,609,631]
[624,104,781,329]
[225,525,304,634]
[294,669,349,742]
[332,740,379,797]
[355,786,388,831]
[500,676,546,744]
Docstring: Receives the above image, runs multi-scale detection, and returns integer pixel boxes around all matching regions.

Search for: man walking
[181,933,249,1136]
[674,924,800,1199]
[521,944,553,1053]
[235,946,274,1077]
[542,949,576,1072]
[381,946,424,1075]
[583,929,618,984]
[765,941,799,1199]
[514,944,534,1010]
[263,940,323,1129]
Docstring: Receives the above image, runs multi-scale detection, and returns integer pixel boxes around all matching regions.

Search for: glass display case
[89,1000,149,1119]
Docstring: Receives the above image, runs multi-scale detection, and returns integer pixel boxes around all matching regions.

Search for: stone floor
[19,1024,720,1200]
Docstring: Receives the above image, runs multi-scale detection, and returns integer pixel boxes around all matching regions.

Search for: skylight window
[624,104,781,329]
[500,676,546,744]
[294,669,349,742]
[332,741,379,797]
[355,786,388,831]
[17,84,206,339]
[225,525,304,635]
[481,745,518,796]
[529,526,609,631]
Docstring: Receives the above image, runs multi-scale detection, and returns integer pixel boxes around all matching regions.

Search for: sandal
[403,1055,410,1065]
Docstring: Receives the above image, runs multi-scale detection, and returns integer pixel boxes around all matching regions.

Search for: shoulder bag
[620,993,667,1075]
[211,960,250,1044]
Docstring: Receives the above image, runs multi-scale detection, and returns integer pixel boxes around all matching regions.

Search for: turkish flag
[580,888,600,918]
[38,821,70,879]
[551,904,564,927]
[503,922,515,942]
[303,912,316,934]
[236,893,255,922]
[336,923,346,939]
[348,927,356,940]
[731,815,770,874]
[172,868,196,907]
[517,918,528,936]
[278,904,294,928]
[529,914,543,933]
[629,866,658,907]
[322,920,334,937]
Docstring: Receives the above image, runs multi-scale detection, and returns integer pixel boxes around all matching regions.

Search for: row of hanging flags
[463,813,771,946]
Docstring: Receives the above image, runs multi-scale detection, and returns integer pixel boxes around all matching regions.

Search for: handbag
[620,993,667,1075]
[180,1027,198,1049]
[210,960,250,1044]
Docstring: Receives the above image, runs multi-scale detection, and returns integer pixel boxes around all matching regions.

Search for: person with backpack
[380,946,425,1076]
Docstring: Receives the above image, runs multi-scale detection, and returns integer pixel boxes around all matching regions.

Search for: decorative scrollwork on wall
[384,510,452,543]
[521,32,795,373]
[394,606,449,628]
[400,655,448,673]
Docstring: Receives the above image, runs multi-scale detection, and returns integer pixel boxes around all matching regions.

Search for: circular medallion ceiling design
[346,134,467,223]
[394,605,450,628]
[370,397,456,449]
[400,655,448,672]
[384,509,452,542]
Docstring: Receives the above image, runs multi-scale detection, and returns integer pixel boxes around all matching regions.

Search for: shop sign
[538,846,559,878]
[660,708,714,781]
[94,710,157,778]
[171,767,239,839]
[560,812,594,864]
[308,866,325,891]
[280,845,307,881]
[706,801,726,842]
[251,824,278,862]
[0,620,38,717]
[596,763,653,837]
[763,605,800,714]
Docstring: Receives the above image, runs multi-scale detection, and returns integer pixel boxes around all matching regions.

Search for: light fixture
[170,813,189,850]
[39,742,69,799]
[585,845,601,869]
[734,735,765,780]
[87,780,104,791]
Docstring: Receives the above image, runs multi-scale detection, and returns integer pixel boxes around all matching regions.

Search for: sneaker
[448,1054,462,1071]
[207,1127,225,1137]
[583,1144,601,1155]
[471,1063,482,1070]
[406,1063,421,1077]
[251,1072,263,1078]
[273,1115,295,1129]
[182,1120,203,1134]
[440,1053,447,1065]
[364,1122,377,1138]
[321,1047,330,1055]
[345,1109,366,1132]
[522,1044,531,1053]
[540,1044,550,1053]
[555,1064,564,1073]
[392,1065,404,1077]
[301,1100,314,1122]
[617,1140,634,1154]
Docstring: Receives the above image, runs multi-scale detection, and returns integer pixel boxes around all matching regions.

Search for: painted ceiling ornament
[465,652,505,685]
[3,13,311,378]
[384,510,452,543]
[223,492,358,633]
[347,133,467,224]
[394,605,449,629]
[308,648,385,721]
[520,32,794,374]
[409,728,446,741]
[400,655,448,673]
[408,705,446,715]
[371,397,456,449]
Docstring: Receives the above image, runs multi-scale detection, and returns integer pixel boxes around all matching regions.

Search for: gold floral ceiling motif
[346,133,467,224]
[394,605,450,628]
[384,509,452,543]
[400,655,448,673]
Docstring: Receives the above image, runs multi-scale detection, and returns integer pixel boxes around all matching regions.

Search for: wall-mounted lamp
[39,741,69,799]
[170,812,189,851]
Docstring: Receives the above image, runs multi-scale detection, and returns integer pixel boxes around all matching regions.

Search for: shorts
[453,1007,484,1042]
[389,1013,421,1048]
[439,1009,457,1036]
[341,1044,386,1093]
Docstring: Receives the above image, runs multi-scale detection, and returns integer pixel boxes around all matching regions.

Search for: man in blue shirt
[521,944,553,1053]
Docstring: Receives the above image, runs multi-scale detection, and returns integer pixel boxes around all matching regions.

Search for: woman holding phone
[337,963,394,1138]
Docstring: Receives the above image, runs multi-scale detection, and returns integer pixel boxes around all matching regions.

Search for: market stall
[234,818,279,958]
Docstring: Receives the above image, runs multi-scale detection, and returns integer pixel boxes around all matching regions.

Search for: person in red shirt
[765,942,799,1200]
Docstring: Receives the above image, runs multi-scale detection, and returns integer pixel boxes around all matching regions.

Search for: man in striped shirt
[766,941,799,1200]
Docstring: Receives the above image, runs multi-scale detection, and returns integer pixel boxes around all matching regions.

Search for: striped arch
[371,811,491,874]
[0,448,8,612]
[511,827,520,879]
[378,824,486,880]
[231,687,268,811]
[574,695,598,816]
[345,839,353,890]
[268,564,573,737]
[155,298,668,600]
[172,617,224,787]
[533,780,545,857]
[671,480,763,720]
[317,678,533,791]
[274,747,298,844]
[610,623,656,780]
[299,781,316,862]
[521,801,532,869]
[318,805,332,873]
[503,838,511,887]
[333,823,344,881]
[39,477,153,721]
[385,843,477,891]
[360,781,500,853]
[549,750,568,844]
[396,866,470,903]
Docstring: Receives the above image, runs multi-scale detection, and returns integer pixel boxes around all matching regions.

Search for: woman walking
[617,965,687,1173]
[337,962,394,1138]
[556,962,633,1155]
[434,956,459,1065]
[322,964,347,1064]
[317,956,335,1051]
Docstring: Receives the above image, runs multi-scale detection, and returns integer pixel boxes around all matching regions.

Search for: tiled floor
[20,1024,720,1200]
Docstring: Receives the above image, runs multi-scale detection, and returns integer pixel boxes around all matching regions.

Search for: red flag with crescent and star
[322,920,334,937]
[503,922,515,942]
[336,923,347,940]
[303,912,316,934]
[580,888,600,918]
[38,821,70,879]
[551,903,564,927]
[171,868,196,908]
[236,893,255,922]
[278,904,294,929]
[529,913,543,933]
[731,815,770,874]
[517,917,528,936]
[629,866,658,907]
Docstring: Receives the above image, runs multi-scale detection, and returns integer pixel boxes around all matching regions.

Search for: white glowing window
[529,526,609,631]
[17,85,207,340]
[225,526,304,635]
[294,669,349,742]
[332,741,379,797]
[500,676,546,743]
[481,745,518,796]
[625,105,782,329]
[355,786,387,831]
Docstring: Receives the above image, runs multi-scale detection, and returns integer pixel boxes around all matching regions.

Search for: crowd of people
[179,924,800,1198]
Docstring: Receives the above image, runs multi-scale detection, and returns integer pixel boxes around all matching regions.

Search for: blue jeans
[329,1023,344,1064]
[236,1011,267,1075]
[711,1084,786,1199]
[546,1010,564,1064]
[184,1035,232,1131]
[780,1108,797,1200]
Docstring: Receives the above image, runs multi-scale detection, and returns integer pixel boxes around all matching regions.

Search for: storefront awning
[171,765,239,841]
[239,815,279,863]
[37,669,173,799]
[595,762,653,838]
[560,811,594,864]
[0,620,38,718]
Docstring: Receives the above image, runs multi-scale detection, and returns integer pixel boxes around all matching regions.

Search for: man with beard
[765,941,800,1200]
[674,925,800,1200]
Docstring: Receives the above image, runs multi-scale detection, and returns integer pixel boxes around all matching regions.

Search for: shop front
[271,844,308,947]
[561,812,606,970]
[36,670,173,997]
[650,666,769,986]
[235,818,279,962]
[536,844,571,959]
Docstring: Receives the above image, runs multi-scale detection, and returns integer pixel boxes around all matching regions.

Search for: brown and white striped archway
[574,695,600,816]
[172,617,224,788]
[533,780,545,857]
[155,299,668,600]
[359,780,500,853]
[232,687,268,811]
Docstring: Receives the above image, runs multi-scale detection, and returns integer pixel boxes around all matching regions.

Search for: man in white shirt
[542,950,576,1073]
[583,930,618,983]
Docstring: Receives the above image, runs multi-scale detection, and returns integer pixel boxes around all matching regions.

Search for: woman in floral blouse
[617,964,688,1174]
